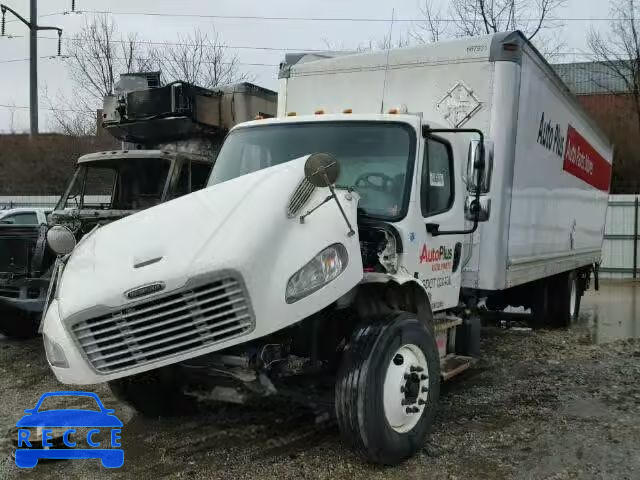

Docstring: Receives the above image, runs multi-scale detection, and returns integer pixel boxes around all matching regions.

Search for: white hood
[56,157,363,330]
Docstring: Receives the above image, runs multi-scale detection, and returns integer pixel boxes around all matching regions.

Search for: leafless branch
[411,0,566,48]
[148,28,253,88]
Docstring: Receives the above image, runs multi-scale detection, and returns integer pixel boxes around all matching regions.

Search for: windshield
[56,157,172,211]
[208,122,415,219]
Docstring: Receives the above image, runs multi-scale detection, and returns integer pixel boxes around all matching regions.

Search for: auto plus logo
[15,391,123,468]
[419,244,453,272]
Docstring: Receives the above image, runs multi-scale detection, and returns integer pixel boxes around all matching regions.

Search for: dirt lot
[0,282,639,480]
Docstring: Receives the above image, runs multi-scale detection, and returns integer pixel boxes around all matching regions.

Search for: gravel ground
[0,285,639,479]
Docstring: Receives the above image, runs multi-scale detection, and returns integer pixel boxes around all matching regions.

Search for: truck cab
[51,150,213,236]
[42,111,485,465]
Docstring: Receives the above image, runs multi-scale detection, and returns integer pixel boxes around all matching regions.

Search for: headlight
[43,334,68,368]
[286,244,348,304]
[47,225,76,255]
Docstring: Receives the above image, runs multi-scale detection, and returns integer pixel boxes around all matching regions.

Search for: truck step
[440,354,474,381]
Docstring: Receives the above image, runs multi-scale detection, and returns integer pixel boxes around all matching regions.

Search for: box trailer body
[278,31,613,292]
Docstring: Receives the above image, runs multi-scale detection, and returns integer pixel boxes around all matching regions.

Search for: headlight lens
[43,334,68,368]
[47,225,76,256]
[286,244,349,303]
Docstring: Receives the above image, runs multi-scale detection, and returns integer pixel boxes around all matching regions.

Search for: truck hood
[56,156,362,321]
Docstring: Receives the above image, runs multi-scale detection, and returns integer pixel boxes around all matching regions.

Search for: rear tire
[530,281,550,328]
[549,271,581,328]
[335,312,440,465]
[109,367,196,418]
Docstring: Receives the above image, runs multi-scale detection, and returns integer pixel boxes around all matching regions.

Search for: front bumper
[0,277,49,313]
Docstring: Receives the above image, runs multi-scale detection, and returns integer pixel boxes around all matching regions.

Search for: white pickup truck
[42,31,613,465]
[0,208,49,225]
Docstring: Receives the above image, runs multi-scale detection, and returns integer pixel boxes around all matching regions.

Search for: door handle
[452,242,463,273]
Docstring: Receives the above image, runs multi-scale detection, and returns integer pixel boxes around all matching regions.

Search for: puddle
[576,281,640,344]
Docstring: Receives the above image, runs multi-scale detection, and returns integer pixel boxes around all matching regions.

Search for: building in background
[555,61,638,193]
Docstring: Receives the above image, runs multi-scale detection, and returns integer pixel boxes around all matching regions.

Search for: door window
[0,212,38,225]
[422,138,454,216]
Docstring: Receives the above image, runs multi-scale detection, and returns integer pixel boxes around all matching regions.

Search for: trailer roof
[280,31,611,148]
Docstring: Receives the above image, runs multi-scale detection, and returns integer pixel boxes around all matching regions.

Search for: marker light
[287,112,297,116]
[342,109,353,114]
[315,109,325,115]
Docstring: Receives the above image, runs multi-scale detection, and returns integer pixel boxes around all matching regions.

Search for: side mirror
[304,153,339,187]
[466,140,493,193]
[465,196,491,222]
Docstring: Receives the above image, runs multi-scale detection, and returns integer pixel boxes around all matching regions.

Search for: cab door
[413,134,466,311]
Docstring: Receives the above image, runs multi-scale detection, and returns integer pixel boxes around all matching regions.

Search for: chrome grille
[71,276,253,373]
[286,179,315,218]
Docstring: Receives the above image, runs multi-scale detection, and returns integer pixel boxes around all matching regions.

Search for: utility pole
[1,1,63,136]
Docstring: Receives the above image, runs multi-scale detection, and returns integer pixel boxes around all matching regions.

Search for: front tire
[335,312,440,465]
[109,367,196,418]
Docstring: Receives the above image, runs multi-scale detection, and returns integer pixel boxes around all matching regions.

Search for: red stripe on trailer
[562,125,611,191]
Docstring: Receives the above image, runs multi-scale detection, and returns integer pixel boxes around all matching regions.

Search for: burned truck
[0,75,277,338]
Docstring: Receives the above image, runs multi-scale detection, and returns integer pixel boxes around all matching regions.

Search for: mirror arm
[421,126,484,237]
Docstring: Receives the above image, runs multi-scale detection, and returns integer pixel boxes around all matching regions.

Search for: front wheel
[335,312,440,465]
[109,367,196,418]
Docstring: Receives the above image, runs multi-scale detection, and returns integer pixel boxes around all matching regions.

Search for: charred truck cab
[43,32,612,465]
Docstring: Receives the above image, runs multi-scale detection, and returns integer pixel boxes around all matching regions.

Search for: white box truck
[42,31,613,465]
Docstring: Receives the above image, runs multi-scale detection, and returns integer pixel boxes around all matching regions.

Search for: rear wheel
[530,281,550,328]
[109,367,196,418]
[549,271,581,328]
[335,312,440,465]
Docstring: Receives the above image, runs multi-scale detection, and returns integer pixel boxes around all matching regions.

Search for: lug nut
[421,386,428,393]
[400,386,406,393]
[410,366,424,373]
[418,399,426,405]
[411,406,420,413]
[404,373,410,380]
[420,374,427,380]
[406,407,414,414]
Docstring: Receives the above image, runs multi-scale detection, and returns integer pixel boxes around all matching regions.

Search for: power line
[0,55,278,67]
[0,103,93,113]
[1,34,619,57]
[34,9,637,23]
[1,34,343,53]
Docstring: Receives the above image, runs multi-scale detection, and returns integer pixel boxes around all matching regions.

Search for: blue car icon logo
[15,391,123,468]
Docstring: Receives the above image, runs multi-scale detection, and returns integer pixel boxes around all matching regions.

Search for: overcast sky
[0,0,612,132]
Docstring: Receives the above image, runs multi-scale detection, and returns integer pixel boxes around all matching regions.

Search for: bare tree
[149,28,252,88]
[65,15,153,100]
[48,15,152,135]
[588,0,640,192]
[411,0,567,54]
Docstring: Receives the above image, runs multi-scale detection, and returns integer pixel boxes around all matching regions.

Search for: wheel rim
[569,277,577,318]
[383,344,429,434]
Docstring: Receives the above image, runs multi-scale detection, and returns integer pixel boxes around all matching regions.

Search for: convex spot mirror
[47,225,77,256]
[466,140,494,194]
[304,153,339,187]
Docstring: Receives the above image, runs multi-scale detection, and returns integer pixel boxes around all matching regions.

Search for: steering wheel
[354,172,395,192]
